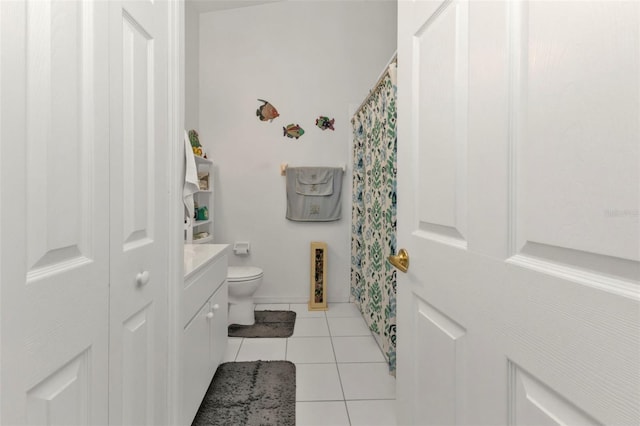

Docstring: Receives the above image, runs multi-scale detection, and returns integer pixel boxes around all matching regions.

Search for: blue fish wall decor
[315,116,335,131]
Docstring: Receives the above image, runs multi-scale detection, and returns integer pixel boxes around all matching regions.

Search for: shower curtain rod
[352,51,397,120]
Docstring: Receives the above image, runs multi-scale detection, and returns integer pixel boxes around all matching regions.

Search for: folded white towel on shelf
[183,130,199,221]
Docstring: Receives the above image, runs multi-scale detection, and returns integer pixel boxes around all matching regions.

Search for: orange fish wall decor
[256,99,280,122]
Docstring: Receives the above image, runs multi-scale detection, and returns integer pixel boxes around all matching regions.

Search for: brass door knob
[388,249,409,273]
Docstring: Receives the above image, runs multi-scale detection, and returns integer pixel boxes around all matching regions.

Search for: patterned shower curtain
[350,62,397,374]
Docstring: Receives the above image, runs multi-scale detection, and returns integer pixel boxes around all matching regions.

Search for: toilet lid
[227,266,263,282]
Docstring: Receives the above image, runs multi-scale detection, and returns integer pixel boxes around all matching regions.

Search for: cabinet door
[182,302,212,426]
[0,2,110,424]
[209,282,229,375]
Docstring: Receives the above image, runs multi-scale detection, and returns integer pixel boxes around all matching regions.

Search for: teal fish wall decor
[315,116,335,131]
[283,124,305,139]
[256,99,280,122]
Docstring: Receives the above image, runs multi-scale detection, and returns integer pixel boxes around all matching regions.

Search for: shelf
[186,151,213,245]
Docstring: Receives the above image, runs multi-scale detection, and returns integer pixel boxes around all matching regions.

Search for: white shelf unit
[185,155,214,244]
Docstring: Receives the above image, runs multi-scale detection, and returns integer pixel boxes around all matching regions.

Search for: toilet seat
[227,266,263,282]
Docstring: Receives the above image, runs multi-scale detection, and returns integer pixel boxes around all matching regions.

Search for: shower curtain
[350,60,397,374]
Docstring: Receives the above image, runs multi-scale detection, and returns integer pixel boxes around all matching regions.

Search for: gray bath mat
[191,360,296,426]
[229,310,296,338]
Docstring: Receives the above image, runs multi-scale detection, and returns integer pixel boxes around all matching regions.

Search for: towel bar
[280,163,345,176]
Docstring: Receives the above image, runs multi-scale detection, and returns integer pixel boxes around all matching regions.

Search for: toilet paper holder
[233,241,251,255]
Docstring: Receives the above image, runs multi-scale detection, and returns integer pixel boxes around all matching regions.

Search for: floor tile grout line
[344,398,397,401]
[285,337,288,361]
[325,304,351,426]
[284,304,290,360]
[325,310,352,425]
[340,302,396,423]
[343,399,352,426]
[234,337,244,362]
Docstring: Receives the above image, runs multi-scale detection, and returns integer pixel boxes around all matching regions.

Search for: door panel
[517,1,638,263]
[509,0,639,288]
[396,1,639,425]
[109,0,169,424]
[0,1,110,424]
[25,0,91,273]
[413,297,467,425]
[121,11,154,248]
[415,0,468,244]
[26,350,90,426]
[122,305,155,425]
[508,363,601,426]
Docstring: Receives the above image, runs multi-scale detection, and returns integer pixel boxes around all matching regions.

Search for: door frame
[166,0,185,424]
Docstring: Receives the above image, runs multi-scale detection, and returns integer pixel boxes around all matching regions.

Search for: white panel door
[395,1,639,425]
[108,0,170,425]
[0,1,110,424]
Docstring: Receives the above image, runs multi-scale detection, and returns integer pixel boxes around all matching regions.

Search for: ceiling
[187,0,284,14]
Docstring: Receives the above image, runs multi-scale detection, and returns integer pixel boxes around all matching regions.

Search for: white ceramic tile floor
[346,400,397,426]
[296,401,350,426]
[332,336,387,363]
[338,363,396,400]
[223,337,242,363]
[324,302,362,318]
[292,317,331,337]
[226,302,396,425]
[327,316,371,337]
[287,337,336,364]
[290,303,326,318]
[296,363,344,401]
[234,337,287,362]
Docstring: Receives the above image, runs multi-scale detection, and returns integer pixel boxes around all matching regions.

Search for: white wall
[199,1,397,303]
[185,1,199,131]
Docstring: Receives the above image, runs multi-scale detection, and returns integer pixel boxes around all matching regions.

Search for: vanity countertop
[184,244,230,279]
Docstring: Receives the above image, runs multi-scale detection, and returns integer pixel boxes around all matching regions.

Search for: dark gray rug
[191,361,296,426]
[229,310,296,338]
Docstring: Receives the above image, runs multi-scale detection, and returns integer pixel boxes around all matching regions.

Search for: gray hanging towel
[286,167,343,221]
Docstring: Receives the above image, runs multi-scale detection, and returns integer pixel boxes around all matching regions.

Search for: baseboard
[253,296,351,305]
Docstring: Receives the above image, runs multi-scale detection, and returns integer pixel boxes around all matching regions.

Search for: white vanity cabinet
[182,244,229,425]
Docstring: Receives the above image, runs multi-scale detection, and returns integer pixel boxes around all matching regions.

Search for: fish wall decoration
[283,124,305,139]
[315,116,335,131]
[256,99,280,122]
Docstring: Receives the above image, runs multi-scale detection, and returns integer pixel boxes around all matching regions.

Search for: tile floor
[223,302,397,426]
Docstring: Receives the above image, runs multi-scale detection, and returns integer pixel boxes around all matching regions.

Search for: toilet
[227,266,264,325]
